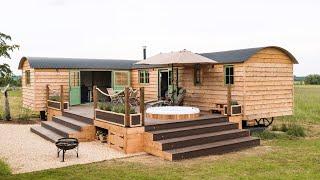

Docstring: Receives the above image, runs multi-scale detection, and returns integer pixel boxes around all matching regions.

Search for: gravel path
[0,124,143,174]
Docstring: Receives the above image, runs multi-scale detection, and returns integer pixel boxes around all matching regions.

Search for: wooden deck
[67,104,225,126]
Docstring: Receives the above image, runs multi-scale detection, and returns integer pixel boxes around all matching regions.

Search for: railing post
[60,85,64,112]
[124,87,130,127]
[227,84,232,117]
[140,87,145,126]
[46,84,49,109]
[93,85,98,119]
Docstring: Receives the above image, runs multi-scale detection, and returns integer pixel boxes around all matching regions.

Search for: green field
[1,85,320,179]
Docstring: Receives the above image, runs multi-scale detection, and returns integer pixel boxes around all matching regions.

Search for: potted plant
[96,130,107,143]
[95,102,142,127]
[47,95,69,110]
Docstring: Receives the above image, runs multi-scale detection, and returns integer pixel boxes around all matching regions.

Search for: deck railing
[93,86,145,127]
[46,85,69,112]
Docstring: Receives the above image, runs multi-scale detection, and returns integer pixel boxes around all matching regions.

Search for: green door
[69,70,81,106]
[112,71,130,92]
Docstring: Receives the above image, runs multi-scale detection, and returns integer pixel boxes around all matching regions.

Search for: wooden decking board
[41,121,78,137]
[170,137,260,160]
[30,125,63,143]
[52,116,88,131]
[145,116,228,131]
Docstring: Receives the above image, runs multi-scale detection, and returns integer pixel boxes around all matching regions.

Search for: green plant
[270,125,279,131]
[252,130,281,140]
[0,159,11,176]
[280,124,289,132]
[231,100,238,105]
[18,107,33,121]
[287,124,306,137]
[49,96,60,101]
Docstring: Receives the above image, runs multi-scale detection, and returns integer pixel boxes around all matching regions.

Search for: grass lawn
[1,85,320,179]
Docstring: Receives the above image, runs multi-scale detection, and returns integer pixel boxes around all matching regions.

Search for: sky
[1,0,320,76]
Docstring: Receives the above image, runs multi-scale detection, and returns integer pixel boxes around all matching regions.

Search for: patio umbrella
[135,49,217,66]
[135,50,217,101]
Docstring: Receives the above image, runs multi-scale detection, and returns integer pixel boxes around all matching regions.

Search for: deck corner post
[124,87,130,127]
[139,87,145,126]
[93,85,98,118]
[46,84,49,109]
[227,84,232,117]
[60,85,64,112]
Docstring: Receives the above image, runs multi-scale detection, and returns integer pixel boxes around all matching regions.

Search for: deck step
[145,115,227,131]
[150,122,238,141]
[62,111,93,124]
[30,125,64,143]
[41,121,79,137]
[158,129,250,150]
[52,116,89,131]
[166,136,260,160]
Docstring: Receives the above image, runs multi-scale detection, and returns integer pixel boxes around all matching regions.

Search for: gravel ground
[0,124,144,174]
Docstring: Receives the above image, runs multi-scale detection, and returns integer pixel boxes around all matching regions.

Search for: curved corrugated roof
[18,57,138,70]
[199,46,298,64]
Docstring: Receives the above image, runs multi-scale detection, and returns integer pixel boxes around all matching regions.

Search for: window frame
[25,70,31,86]
[194,64,201,85]
[224,65,234,85]
[138,70,150,84]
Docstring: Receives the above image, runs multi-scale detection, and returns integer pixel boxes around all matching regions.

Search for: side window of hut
[25,70,31,85]
[224,65,234,85]
[139,70,149,84]
[194,64,201,85]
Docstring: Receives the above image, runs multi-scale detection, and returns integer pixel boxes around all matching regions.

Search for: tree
[305,74,320,85]
[0,32,19,120]
[0,32,19,59]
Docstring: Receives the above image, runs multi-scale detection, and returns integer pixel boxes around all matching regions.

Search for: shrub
[280,124,289,132]
[98,103,136,114]
[270,125,279,131]
[18,108,33,121]
[252,131,280,140]
[287,124,306,137]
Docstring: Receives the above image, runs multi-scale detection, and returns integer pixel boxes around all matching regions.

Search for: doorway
[80,71,112,103]
[159,69,174,99]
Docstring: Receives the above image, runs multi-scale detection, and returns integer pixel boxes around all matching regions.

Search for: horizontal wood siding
[34,69,69,111]
[21,60,35,110]
[131,69,158,101]
[179,64,244,112]
[243,47,294,120]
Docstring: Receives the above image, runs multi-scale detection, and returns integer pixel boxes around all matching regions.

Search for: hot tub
[146,106,200,120]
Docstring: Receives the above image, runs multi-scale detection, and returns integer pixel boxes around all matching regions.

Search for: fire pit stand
[55,138,79,162]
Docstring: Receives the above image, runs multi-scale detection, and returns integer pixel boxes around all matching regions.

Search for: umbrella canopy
[135,49,217,65]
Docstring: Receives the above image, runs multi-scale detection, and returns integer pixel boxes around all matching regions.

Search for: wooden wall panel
[33,69,69,111]
[131,69,158,101]
[21,60,35,110]
[243,47,294,120]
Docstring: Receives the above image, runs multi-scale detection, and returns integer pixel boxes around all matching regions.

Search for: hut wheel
[255,117,274,127]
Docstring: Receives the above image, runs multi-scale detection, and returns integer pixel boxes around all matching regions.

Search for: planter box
[47,100,69,111]
[95,109,142,127]
[224,105,242,116]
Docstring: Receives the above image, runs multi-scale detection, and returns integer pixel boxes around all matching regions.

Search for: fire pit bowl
[55,138,79,162]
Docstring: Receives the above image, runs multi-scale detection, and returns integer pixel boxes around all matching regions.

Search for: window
[224,65,234,85]
[114,71,129,86]
[194,64,201,85]
[139,70,149,84]
[25,70,30,85]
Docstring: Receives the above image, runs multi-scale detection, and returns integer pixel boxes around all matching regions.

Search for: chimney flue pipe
[142,46,147,59]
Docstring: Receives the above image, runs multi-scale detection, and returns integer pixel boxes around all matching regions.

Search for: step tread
[150,122,236,134]
[157,129,247,144]
[165,136,259,154]
[42,121,79,134]
[54,116,90,127]
[31,125,63,142]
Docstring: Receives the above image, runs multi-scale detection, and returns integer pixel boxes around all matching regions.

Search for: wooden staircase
[31,111,95,143]
[144,115,260,161]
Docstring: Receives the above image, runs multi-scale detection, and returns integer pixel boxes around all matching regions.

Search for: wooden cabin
[19,46,298,125]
